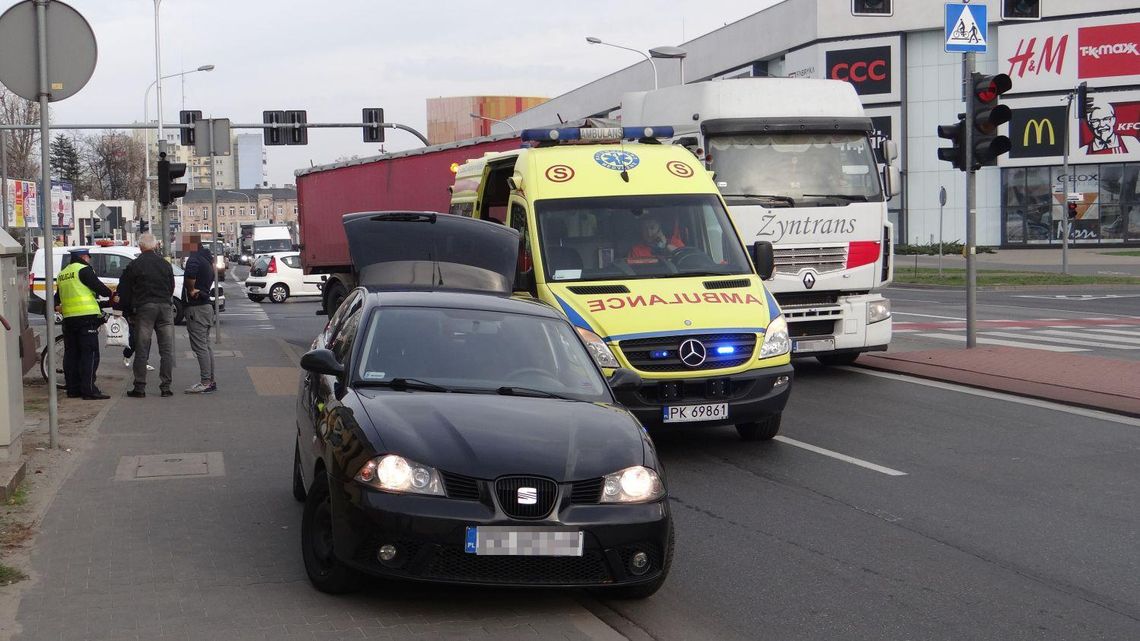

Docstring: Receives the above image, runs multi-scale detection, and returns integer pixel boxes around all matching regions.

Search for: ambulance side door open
[509,197,538,297]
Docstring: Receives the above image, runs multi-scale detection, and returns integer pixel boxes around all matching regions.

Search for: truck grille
[774,246,847,275]
[789,319,837,338]
[620,333,757,372]
[495,476,557,519]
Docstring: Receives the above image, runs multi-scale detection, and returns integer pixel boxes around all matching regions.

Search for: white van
[29,244,224,324]
[250,225,294,257]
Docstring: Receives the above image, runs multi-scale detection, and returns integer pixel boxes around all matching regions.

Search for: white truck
[622,78,899,365]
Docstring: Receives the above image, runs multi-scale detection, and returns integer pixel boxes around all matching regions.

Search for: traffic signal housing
[363,108,384,143]
[970,72,1013,169]
[851,0,891,16]
[1075,82,1092,123]
[286,110,308,145]
[157,152,187,207]
[1001,0,1040,20]
[1067,201,1078,220]
[179,110,202,146]
[936,117,967,171]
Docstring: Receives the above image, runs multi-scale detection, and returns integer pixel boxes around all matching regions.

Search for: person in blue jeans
[182,235,217,394]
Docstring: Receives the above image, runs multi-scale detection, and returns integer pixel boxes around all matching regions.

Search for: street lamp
[143,64,215,227]
[586,36,658,90]
[469,112,517,133]
[649,46,688,84]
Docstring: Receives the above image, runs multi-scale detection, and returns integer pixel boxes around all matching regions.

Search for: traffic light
[936,117,967,171]
[1001,0,1040,20]
[851,0,891,16]
[1075,82,1092,123]
[285,110,308,145]
[157,152,188,207]
[179,110,202,146]
[363,108,384,143]
[1067,201,1078,220]
[138,219,150,234]
[970,72,1013,168]
[263,110,285,146]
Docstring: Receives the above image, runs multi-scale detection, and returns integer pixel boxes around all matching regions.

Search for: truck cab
[451,125,793,440]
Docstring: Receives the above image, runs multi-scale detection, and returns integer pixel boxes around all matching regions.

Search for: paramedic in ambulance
[628,217,684,261]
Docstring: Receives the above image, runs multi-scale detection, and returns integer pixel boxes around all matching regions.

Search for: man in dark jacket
[119,233,175,398]
[182,235,217,394]
[55,248,114,400]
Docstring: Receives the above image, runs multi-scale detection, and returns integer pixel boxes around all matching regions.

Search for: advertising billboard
[49,181,73,229]
[4,179,38,228]
[1000,15,1140,93]
[1001,89,1140,166]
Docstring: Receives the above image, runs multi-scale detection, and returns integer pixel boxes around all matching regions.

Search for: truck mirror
[882,165,901,198]
[751,241,775,280]
[881,139,898,163]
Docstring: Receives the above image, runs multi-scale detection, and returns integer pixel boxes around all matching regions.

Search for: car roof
[361,289,563,320]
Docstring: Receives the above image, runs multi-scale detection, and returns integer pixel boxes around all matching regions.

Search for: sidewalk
[7,336,623,641]
[900,247,1140,276]
[858,347,1140,418]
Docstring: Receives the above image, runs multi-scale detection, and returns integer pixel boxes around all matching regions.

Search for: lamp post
[586,36,658,90]
[649,46,688,85]
[220,189,251,246]
[469,112,516,135]
[143,65,215,229]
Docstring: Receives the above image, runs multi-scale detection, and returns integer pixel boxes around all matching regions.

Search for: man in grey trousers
[120,234,175,398]
[182,235,217,394]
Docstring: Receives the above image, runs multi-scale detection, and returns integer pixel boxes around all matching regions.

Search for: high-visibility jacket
[57,262,101,318]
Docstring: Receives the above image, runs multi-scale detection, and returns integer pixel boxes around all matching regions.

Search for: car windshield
[708,133,883,204]
[355,306,611,403]
[534,194,752,282]
[253,239,293,253]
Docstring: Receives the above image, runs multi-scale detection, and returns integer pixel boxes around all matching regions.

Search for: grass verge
[893,268,1140,287]
[1098,250,1140,257]
[0,563,27,586]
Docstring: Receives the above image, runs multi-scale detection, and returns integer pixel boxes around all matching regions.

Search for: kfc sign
[1078,97,1140,156]
[1078,22,1140,79]
[826,46,891,95]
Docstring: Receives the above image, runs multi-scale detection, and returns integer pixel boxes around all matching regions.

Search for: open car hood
[344,211,519,294]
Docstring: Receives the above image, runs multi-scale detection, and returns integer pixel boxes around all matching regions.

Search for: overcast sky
[38,0,776,186]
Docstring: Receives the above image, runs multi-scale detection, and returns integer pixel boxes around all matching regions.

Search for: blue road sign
[945,3,988,53]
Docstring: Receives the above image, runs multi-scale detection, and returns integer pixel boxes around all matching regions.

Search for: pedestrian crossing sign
[945,3,987,53]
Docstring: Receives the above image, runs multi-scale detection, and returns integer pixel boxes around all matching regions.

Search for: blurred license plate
[794,338,835,353]
[663,403,728,423]
[465,526,583,556]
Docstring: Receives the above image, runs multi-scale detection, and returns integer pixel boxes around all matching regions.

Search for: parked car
[29,244,224,325]
[245,252,322,303]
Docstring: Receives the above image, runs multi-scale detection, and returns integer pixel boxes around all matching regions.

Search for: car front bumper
[615,363,794,428]
[329,477,671,588]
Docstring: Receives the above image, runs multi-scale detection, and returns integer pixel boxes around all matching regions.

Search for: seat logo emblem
[679,339,707,367]
[517,487,537,505]
[803,271,817,289]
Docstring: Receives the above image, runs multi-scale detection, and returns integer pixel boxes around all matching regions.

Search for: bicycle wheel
[40,334,66,390]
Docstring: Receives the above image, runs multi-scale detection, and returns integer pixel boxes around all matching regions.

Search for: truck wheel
[736,414,781,441]
[324,281,348,316]
[270,283,289,304]
[816,353,860,367]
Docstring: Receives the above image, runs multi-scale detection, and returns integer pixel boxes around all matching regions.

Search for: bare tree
[0,86,41,180]
[79,131,146,209]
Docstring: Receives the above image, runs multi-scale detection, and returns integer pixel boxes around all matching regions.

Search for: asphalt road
[233,286,1140,640]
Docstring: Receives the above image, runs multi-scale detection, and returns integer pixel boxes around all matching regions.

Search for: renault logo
[803,271,817,289]
[679,339,708,367]
[517,487,537,505]
[1024,118,1055,146]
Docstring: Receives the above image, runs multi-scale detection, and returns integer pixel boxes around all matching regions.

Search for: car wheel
[172,299,185,325]
[248,294,266,303]
[735,413,781,441]
[324,281,348,316]
[292,443,307,503]
[598,521,674,600]
[816,353,860,367]
[301,472,362,594]
[270,284,289,304]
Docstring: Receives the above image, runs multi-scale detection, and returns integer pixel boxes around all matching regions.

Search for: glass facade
[1002,163,1140,245]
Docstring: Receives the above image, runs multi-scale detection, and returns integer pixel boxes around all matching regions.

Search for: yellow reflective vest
[58,262,101,318]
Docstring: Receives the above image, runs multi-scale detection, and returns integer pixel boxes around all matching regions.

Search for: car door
[282,254,321,296]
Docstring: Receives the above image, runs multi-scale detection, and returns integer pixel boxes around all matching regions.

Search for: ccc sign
[825,45,891,95]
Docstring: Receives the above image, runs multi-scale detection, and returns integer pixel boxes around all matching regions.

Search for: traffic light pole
[1061,91,1072,276]
[963,52,977,349]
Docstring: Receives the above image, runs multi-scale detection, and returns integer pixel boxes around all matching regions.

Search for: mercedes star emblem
[678,339,708,367]
[802,271,816,289]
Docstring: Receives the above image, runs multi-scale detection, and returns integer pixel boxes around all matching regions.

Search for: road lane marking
[1035,329,1140,346]
[1096,328,1140,337]
[773,436,907,476]
[847,367,1140,428]
[915,332,1086,352]
[980,331,1135,350]
[892,312,966,320]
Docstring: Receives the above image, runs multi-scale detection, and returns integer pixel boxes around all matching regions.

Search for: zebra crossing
[893,317,1140,353]
[222,290,275,331]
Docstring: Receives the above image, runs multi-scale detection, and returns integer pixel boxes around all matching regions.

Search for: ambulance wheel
[816,353,859,367]
[736,414,781,441]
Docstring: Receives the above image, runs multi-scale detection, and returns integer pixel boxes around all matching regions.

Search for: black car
[292,212,672,597]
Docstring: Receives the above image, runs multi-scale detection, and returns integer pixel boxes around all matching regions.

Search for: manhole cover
[115,452,225,481]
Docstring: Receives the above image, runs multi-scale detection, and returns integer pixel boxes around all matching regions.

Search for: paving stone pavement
[13,336,623,641]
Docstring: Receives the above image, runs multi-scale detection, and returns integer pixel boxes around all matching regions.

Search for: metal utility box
[0,228,25,462]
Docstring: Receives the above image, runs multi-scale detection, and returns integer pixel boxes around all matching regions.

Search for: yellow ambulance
[451,125,793,440]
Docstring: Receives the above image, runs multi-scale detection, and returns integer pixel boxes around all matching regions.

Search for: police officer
[54,248,115,400]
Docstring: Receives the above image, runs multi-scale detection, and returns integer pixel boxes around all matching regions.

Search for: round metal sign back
[0,0,97,102]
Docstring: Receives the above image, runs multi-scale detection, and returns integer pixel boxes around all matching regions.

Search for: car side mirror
[751,241,775,280]
[607,367,641,392]
[300,348,344,376]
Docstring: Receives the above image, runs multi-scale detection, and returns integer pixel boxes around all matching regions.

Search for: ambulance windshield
[534,194,752,283]
[708,133,882,204]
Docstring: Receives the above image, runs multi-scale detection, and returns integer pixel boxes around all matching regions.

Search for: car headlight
[575,326,620,369]
[759,315,791,359]
[600,466,665,504]
[868,299,891,324]
[354,454,444,496]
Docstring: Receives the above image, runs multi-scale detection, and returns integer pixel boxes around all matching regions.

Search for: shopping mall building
[501,0,1140,248]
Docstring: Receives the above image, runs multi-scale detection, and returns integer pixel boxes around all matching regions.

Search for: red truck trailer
[295,133,521,314]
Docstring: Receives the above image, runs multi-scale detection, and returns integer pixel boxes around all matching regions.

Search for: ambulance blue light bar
[520,126,674,143]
